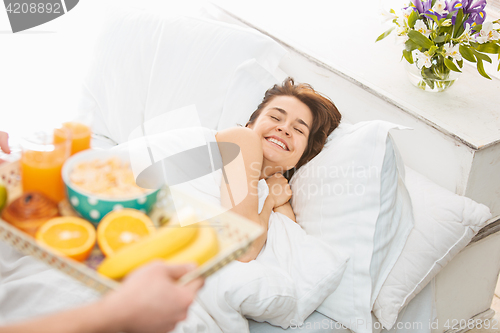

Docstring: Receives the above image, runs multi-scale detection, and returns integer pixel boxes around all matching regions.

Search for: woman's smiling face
[248,95,312,172]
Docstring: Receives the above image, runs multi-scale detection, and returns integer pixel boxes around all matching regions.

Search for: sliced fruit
[97,213,198,279]
[164,222,219,266]
[35,217,96,262]
[97,209,155,257]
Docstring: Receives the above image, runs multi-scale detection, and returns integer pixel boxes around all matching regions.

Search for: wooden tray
[0,160,264,293]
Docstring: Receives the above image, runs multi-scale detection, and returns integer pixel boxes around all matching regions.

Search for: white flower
[459,23,475,42]
[432,0,448,15]
[396,34,409,44]
[414,50,432,68]
[396,17,406,27]
[442,19,452,27]
[414,19,431,38]
[395,17,407,36]
[443,43,462,61]
[380,9,397,23]
[402,7,414,19]
[476,22,500,44]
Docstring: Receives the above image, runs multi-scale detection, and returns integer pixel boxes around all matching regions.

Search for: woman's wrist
[266,195,276,210]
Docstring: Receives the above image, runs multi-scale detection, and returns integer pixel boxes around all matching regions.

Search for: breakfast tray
[0,160,264,294]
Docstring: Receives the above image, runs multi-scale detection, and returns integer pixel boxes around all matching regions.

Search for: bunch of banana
[97,215,220,280]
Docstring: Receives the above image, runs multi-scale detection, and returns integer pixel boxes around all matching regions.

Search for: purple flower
[465,0,487,14]
[445,0,487,28]
[446,0,487,14]
[423,9,448,20]
[410,0,433,13]
[465,9,487,28]
[446,0,464,12]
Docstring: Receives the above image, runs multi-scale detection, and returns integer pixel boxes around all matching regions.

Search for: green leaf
[376,27,395,42]
[459,45,476,62]
[439,25,453,36]
[472,50,492,63]
[476,42,500,54]
[422,67,436,89]
[405,39,420,52]
[408,30,435,49]
[403,49,414,63]
[433,35,446,43]
[444,58,462,72]
[457,59,463,68]
[476,59,492,79]
[408,10,419,29]
[471,24,482,33]
[453,9,464,37]
[426,14,439,24]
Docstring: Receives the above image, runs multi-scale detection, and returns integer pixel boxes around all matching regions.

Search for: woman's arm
[273,202,296,222]
[216,127,270,262]
[265,173,295,222]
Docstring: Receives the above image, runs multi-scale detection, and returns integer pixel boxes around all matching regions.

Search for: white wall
[0,0,206,141]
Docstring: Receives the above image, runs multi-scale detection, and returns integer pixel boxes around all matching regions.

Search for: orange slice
[35,217,96,262]
[97,209,155,257]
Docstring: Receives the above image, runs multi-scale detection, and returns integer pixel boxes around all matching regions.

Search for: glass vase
[404,57,461,92]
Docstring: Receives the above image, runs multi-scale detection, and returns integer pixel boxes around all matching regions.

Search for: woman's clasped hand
[265,173,292,208]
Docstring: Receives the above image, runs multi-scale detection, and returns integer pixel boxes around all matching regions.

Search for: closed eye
[270,116,280,121]
[295,128,304,134]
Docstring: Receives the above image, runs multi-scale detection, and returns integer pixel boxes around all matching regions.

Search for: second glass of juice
[54,122,91,156]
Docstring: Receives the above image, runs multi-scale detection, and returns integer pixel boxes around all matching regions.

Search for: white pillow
[217,59,280,130]
[289,121,414,333]
[79,7,286,143]
[373,166,492,330]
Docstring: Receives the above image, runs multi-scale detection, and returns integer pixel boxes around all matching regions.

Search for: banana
[98,213,198,279]
[164,223,219,266]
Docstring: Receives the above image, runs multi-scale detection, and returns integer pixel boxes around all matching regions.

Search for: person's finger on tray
[0,131,10,154]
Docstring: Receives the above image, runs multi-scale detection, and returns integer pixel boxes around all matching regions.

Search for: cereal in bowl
[70,157,149,198]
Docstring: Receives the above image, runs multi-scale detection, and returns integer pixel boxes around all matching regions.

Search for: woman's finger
[0,132,10,154]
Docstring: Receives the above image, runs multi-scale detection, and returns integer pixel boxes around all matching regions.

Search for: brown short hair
[246,77,341,179]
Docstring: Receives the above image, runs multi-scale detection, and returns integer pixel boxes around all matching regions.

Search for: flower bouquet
[377,0,500,92]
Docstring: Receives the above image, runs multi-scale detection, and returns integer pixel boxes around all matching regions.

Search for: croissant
[1,192,59,237]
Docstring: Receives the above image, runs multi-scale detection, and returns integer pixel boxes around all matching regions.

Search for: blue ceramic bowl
[62,149,159,226]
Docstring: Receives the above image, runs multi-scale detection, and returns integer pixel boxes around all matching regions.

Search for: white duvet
[0,180,348,332]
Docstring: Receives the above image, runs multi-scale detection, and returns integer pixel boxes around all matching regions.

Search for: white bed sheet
[0,240,100,325]
[248,279,435,333]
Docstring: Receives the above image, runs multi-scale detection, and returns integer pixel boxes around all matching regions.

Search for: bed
[1,3,498,333]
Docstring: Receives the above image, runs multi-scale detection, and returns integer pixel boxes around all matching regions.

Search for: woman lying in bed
[216,77,341,262]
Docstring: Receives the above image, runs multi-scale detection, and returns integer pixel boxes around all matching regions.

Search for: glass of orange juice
[54,122,91,156]
[21,129,71,203]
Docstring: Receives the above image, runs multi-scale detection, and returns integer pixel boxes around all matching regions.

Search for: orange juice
[21,131,71,203]
[54,122,91,155]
